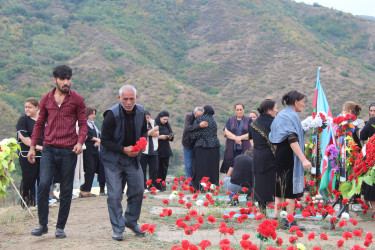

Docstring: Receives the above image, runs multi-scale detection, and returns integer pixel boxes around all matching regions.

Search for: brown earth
[1,188,374,250]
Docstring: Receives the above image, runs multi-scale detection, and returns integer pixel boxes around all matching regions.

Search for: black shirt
[230,154,253,188]
[101,105,147,154]
[16,115,44,157]
[360,117,375,140]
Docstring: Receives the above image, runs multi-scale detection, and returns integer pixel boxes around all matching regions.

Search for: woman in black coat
[155,110,174,191]
[249,99,278,210]
[80,107,101,197]
[16,98,44,207]
[190,105,221,190]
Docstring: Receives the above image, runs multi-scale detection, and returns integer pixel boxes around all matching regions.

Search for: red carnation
[199,240,211,250]
[320,233,328,240]
[289,236,298,244]
[338,220,347,228]
[184,226,194,235]
[287,214,294,223]
[277,237,283,246]
[141,224,149,232]
[207,215,216,223]
[242,234,250,240]
[342,231,353,240]
[337,239,345,248]
[308,232,315,241]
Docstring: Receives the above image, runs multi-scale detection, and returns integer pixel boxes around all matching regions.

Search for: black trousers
[19,156,40,207]
[140,154,158,189]
[157,156,169,190]
[80,151,98,192]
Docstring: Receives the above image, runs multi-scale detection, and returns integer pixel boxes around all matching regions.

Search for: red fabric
[31,88,87,148]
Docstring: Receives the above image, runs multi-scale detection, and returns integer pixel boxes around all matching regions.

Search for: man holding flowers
[101,85,148,241]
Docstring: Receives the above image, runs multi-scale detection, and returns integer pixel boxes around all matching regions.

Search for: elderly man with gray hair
[101,85,148,241]
[182,107,208,182]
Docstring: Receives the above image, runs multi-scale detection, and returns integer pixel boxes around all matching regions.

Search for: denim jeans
[183,146,194,179]
[37,145,77,229]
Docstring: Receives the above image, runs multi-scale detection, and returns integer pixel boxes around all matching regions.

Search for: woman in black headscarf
[155,110,174,191]
[190,105,221,190]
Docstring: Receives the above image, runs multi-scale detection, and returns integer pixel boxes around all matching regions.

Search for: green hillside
[1,0,375,159]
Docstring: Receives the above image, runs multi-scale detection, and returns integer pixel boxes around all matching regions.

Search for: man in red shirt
[28,65,87,238]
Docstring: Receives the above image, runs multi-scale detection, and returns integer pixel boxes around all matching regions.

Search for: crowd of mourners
[15,65,375,240]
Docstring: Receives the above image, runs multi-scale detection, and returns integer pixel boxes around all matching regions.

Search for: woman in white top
[140,110,159,190]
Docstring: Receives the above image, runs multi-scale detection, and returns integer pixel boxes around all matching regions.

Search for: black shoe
[112,232,124,241]
[55,228,66,238]
[125,224,146,237]
[31,225,48,236]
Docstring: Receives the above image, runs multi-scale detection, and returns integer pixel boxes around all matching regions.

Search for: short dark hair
[369,102,375,110]
[234,103,244,109]
[281,90,306,107]
[53,65,72,79]
[257,99,276,114]
[86,107,97,118]
[144,109,151,116]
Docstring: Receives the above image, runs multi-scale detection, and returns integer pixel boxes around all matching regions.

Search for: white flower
[312,197,316,201]
[280,211,288,218]
[196,200,203,206]
[341,212,350,220]
[169,193,177,200]
[316,194,322,200]
[302,116,313,131]
[210,184,216,190]
[200,183,206,187]
[326,214,332,219]
[319,200,324,203]
[310,116,323,128]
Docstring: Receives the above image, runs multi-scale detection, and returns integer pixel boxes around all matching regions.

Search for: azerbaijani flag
[313,68,335,193]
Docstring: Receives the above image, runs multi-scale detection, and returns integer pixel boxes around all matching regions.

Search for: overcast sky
[294,0,375,17]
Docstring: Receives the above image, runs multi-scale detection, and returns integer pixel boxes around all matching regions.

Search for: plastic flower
[280,211,288,218]
[296,243,306,250]
[341,212,350,220]
[195,200,203,206]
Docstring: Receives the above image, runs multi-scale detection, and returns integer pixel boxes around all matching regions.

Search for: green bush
[103,49,124,61]
[200,86,220,95]
[2,5,28,16]
[340,71,349,77]
[51,51,72,61]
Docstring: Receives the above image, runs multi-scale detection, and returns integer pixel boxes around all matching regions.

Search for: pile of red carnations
[333,114,357,137]
[140,175,374,249]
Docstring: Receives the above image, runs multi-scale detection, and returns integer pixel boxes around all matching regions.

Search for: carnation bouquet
[302,111,332,134]
[132,137,147,152]
[332,114,357,137]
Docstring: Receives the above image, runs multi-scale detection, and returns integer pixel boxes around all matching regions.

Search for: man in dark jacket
[101,85,147,241]
[181,107,207,181]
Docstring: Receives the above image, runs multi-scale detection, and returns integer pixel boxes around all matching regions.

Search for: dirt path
[1,191,374,249]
